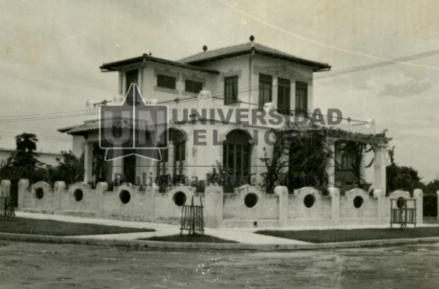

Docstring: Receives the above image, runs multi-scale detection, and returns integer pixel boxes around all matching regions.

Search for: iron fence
[180,196,204,235]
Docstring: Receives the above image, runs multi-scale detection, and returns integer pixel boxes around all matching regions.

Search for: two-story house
[59,36,390,195]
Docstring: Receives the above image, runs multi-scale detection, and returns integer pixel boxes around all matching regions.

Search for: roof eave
[100,55,220,74]
[184,49,331,71]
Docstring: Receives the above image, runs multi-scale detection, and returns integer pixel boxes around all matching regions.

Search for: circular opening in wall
[304,194,316,208]
[353,196,364,209]
[397,197,405,209]
[74,189,83,202]
[35,188,44,199]
[244,193,258,208]
[119,190,131,204]
[173,192,187,206]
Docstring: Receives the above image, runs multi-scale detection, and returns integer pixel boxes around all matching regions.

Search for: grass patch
[256,227,439,243]
[140,234,237,243]
[0,218,154,236]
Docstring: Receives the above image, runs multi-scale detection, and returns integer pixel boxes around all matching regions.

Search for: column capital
[373,143,388,149]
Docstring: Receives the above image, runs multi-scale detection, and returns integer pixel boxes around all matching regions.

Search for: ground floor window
[223,130,252,192]
[156,128,186,186]
[123,154,137,184]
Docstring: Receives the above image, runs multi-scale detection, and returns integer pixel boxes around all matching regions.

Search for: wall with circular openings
[173,192,187,206]
[353,196,364,209]
[244,193,258,208]
[74,189,83,202]
[119,190,131,204]
[35,188,44,200]
[304,194,316,208]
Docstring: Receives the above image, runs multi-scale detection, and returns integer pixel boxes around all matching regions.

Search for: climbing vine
[260,128,333,193]
[336,141,373,191]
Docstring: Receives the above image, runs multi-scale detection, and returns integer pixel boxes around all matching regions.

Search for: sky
[0,0,438,182]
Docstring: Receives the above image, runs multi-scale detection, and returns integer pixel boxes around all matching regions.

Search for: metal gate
[0,196,14,220]
[390,198,416,228]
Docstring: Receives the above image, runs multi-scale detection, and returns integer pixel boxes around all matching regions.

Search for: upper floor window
[259,74,272,109]
[224,76,238,105]
[185,80,203,94]
[157,74,176,90]
[277,78,291,115]
[295,81,308,113]
[126,69,138,93]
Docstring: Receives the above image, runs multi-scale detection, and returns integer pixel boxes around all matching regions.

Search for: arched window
[223,130,252,192]
[156,128,186,185]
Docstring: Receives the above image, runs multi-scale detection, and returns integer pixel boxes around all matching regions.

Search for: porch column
[437,191,439,221]
[373,144,387,194]
[326,140,336,187]
[112,157,124,183]
[359,146,366,181]
[272,77,278,108]
[83,142,93,184]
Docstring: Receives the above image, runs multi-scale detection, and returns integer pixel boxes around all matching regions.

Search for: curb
[2,233,439,251]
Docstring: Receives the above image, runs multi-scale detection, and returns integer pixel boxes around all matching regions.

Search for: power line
[2,44,439,124]
[315,49,439,80]
[217,0,439,71]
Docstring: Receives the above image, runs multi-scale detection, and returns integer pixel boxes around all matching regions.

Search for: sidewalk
[14,211,310,245]
[2,212,439,251]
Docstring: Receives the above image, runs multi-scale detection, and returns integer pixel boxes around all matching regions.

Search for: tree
[386,146,423,194]
[260,129,332,193]
[5,133,45,181]
[47,151,84,185]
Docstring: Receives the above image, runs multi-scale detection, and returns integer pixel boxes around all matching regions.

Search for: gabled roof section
[179,42,331,72]
[100,54,219,74]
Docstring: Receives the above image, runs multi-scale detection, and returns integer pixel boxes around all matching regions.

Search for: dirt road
[1,240,439,288]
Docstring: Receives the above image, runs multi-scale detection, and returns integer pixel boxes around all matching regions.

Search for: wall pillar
[17,179,29,210]
[83,142,94,184]
[1,180,10,198]
[96,182,108,216]
[329,188,340,225]
[54,181,66,212]
[414,189,423,224]
[204,185,223,228]
[274,185,288,226]
[373,144,387,194]
[373,189,386,224]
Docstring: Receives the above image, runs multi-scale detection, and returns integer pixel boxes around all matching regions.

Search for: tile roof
[60,118,156,135]
[100,55,219,74]
[179,42,331,71]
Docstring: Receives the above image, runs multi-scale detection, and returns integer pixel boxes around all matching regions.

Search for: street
[1,241,439,288]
